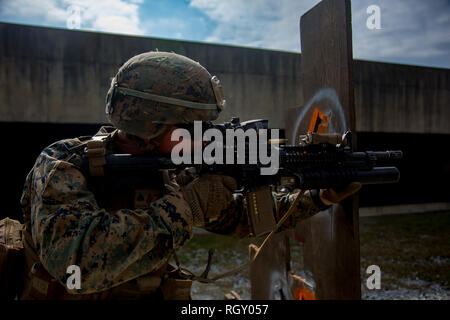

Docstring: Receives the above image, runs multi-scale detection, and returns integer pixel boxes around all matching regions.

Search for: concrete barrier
[1,22,449,133]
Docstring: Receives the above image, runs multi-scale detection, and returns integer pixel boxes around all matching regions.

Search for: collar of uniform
[93,126,119,154]
[95,125,117,136]
[66,126,118,153]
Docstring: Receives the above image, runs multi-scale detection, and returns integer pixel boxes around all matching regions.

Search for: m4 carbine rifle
[82,118,402,236]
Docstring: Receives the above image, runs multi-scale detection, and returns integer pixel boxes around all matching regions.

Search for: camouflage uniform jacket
[20,126,326,295]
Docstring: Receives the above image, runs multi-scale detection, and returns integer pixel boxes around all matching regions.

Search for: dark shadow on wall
[1,122,449,221]
[357,132,449,207]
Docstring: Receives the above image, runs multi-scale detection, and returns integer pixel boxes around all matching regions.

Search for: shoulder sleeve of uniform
[28,147,193,294]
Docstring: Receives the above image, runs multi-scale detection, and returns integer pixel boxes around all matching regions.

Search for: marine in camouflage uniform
[20,52,353,299]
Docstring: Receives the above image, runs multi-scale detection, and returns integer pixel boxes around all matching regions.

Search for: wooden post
[294,0,361,299]
[252,0,360,300]
[249,232,292,300]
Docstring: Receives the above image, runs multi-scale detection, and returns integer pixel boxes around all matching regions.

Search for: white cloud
[74,0,143,34]
[1,0,448,67]
[0,0,144,35]
[190,0,450,68]
[0,0,67,24]
[351,0,450,65]
[190,0,319,51]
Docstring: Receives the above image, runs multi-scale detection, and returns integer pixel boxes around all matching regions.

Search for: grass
[171,231,263,299]
[173,212,450,299]
[359,212,450,290]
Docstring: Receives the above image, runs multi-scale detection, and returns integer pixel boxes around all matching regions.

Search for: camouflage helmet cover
[106,51,225,139]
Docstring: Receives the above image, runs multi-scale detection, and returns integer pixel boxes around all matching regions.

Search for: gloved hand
[319,182,362,205]
[181,174,237,227]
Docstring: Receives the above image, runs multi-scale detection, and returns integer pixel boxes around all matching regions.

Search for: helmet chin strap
[106,76,226,115]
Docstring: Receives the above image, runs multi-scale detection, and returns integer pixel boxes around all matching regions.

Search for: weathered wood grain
[294,0,361,299]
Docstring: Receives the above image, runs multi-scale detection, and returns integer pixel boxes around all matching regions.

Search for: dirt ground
[174,211,450,300]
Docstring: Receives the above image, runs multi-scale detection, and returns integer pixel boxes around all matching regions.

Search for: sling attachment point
[85,134,108,177]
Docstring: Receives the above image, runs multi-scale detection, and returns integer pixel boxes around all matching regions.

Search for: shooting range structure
[0,2,449,300]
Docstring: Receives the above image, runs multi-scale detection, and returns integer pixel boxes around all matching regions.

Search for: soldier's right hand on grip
[181,174,237,227]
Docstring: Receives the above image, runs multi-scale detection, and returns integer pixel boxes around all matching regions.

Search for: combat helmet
[105,51,226,139]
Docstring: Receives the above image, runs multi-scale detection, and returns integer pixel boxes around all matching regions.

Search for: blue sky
[0,0,449,68]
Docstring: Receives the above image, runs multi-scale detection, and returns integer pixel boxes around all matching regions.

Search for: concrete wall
[354,61,450,133]
[1,22,449,133]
